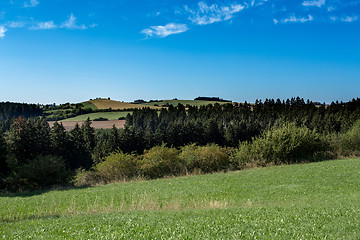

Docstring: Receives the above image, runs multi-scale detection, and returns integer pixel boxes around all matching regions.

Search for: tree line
[1,97,360,191]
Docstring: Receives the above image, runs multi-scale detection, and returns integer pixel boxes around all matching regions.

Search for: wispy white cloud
[327,6,335,12]
[185,2,245,25]
[0,26,7,39]
[330,15,359,23]
[341,16,358,22]
[30,21,57,30]
[141,23,188,38]
[6,21,27,28]
[89,23,98,28]
[24,0,39,8]
[302,0,325,8]
[61,13,87,30]
[276,14,314,24]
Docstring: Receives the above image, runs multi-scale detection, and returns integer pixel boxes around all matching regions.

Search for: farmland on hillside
[48,120,126,130]
[86,99,160,110]
[1,158,359,239]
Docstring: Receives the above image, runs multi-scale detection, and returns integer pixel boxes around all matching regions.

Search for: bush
[95,152,138,183]
[72,169,98,187]
[179,144,230,174]
[232,122,330,169]
[93,117,108,121]
[6,155,70,191]
[140,144,183,179]
[335,120,360,157]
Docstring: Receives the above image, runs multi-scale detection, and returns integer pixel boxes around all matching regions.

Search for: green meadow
[61,111,132,121]
[1,158,359,239]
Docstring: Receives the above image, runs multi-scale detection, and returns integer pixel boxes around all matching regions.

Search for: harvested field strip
[48,120,125,130]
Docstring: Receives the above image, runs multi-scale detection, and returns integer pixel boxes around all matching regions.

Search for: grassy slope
[1,158,359,239]
[143,99,232,107]
[61,111,131,121]
[81,101,98,110]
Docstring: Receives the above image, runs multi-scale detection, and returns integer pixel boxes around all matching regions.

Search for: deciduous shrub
[232,122,330,169]
[95,152,138,183]
[140,144,183,179]
[179,144,230,174]
[334,120,360,157]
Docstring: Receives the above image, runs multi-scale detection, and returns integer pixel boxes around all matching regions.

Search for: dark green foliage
[6,117,51,165]
[0,102,43,121]
[93,117,108,121]
[232,123,330,169]
[334,120,360,156]
[68,124,93,170]
[0,132,8,186]
[92,126,121,164]
[5,155,69,191]
[81,118,95,152]
[123,98,360,154]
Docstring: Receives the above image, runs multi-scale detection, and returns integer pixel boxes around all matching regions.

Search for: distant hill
[83,99,161,110]
[143,99,233,107]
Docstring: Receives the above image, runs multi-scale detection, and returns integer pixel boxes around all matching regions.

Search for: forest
[1,97,360,191]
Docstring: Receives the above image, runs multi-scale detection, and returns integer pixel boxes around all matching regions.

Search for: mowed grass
[87,99,160,110]
[62,111,132,121]
[1,158,359,239]
[81,101,98,110]
[143,99,232,107]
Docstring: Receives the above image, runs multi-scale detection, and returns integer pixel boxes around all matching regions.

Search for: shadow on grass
[0,185,92,198]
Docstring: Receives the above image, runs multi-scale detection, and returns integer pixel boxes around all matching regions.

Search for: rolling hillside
[83,99,161,110]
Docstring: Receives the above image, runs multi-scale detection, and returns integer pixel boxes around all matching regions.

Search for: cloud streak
[302,0,325,8]
[61,13,87,30]
[0,26,7,38]
[30,21,57,30]
[141,23,188,38]
[185,2,245,25]
[341,16,358,22]
[24,0,39,8]
[275,14,314,24]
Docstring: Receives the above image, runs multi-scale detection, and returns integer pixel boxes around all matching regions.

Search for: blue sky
[0,0,359,104]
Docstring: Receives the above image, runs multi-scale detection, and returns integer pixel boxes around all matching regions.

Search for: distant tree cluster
[122,97,360,152]
[0,102,43,132]
[194,97,232,102]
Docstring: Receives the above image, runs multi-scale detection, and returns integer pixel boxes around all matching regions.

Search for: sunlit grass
[1,158,359,239]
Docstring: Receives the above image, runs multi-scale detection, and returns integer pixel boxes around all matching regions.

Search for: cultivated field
[84,99,160,110]
[1,158,359,239]
[48,120,126,130]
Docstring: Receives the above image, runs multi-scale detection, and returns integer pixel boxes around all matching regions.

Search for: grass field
[1,158,359,239]
[85,99,160,110]
[81,101,98,110]
[143,99,232,107]
[61,111,132,121]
